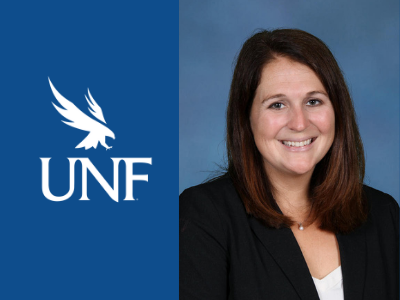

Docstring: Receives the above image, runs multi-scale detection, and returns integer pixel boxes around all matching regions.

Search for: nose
[287,107,309,132]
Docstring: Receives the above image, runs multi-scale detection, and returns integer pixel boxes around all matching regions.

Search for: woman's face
[250,56,335,178]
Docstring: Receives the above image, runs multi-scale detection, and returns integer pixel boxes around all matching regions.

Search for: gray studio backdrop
[179,0,399,201]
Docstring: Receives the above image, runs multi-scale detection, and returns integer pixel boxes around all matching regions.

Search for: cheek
[254,113,286,138]
[312,109,335,135]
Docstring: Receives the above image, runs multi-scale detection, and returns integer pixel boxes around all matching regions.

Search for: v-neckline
[312,265,342,291]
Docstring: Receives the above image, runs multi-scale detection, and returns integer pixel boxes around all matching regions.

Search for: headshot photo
[180,1,399,299]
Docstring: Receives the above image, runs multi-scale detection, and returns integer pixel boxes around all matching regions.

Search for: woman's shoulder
[363,184,399,226]
[180,174,246,221]
[363,184,398,209]
[181,174,235,199]
[179,175,247,254]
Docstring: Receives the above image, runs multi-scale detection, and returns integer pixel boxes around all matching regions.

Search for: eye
[307,99,321,106]
[269,102,286,110]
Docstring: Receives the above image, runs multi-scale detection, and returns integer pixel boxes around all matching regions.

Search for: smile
[280,138,316,147]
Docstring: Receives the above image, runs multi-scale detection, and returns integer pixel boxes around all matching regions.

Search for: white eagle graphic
[49,78,115,150]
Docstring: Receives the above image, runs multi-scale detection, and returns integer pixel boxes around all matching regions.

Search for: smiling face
[250,56,335,179]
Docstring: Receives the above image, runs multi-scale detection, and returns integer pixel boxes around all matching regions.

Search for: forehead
[256,57,326,98]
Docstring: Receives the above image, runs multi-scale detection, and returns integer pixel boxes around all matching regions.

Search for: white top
[312,266,344,300]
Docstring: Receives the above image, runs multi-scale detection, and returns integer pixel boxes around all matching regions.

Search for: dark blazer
[180,176,399,300]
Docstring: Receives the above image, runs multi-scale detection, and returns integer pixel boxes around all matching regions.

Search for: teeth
[282,138,312,147]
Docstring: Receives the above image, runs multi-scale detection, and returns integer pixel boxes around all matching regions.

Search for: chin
[284,163,315,176]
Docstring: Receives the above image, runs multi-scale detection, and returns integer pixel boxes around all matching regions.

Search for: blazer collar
[249,217,320,300]
[249,216,367,300]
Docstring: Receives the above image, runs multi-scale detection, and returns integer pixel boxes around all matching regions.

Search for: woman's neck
[265,164,314,219]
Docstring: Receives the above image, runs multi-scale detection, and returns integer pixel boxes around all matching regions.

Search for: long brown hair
[226,29,368,233]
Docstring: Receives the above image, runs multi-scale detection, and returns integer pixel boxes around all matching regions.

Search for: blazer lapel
[336,222,367,300]
[249,217,320,300]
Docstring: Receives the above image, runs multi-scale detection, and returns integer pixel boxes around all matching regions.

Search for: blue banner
[0,1,178,299]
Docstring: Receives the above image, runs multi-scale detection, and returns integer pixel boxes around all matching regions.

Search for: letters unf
[40,158,152,202]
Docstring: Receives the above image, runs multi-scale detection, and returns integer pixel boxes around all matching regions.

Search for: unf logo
[41,79,151,202]
[49,78,114,150]
[40,157,152,202]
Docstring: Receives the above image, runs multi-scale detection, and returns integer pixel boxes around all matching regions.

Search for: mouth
[279,137,317,148]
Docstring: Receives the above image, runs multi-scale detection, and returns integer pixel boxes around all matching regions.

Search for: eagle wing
[49,78,101,132]
[85,89,107,124]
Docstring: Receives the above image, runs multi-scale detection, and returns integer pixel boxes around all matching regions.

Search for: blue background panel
[0,1,178,299]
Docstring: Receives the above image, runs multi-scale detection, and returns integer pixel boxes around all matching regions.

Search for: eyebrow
[307,90,328,97]
[262,90,329,103]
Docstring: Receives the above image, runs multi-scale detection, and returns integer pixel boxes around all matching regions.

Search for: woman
[180,29,399,300]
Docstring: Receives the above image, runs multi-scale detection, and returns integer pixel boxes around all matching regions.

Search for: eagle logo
[49,78,115,150]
